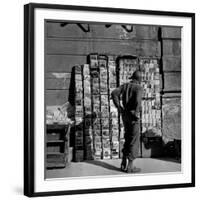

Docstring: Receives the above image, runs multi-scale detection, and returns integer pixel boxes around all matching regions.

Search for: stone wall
[45,21,182,157]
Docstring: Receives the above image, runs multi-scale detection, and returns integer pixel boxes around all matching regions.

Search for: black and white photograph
[23,3,195,197]
[45,21,182,178]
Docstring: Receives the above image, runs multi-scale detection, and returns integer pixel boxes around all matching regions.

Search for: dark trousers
[122,112,140,161]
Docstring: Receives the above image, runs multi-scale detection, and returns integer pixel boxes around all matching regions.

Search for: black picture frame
[24,3,195,197]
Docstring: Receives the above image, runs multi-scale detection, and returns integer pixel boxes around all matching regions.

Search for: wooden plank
[162,40,181,56]
[47,152,65,155]
[45,55,86,72]
[47,140,64,143]
[161,27,181,39]
[162,93,181,98]
[46,153,66,167]
[47,23,159,40]
[47,123,69,130]
[46,90,69,106]
[162,97,181,140]
[163,72,181,91]
[47,39,161,57]
[47,145,63,153]
[163,56,181,72]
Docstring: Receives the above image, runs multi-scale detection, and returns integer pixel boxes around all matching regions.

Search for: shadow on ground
[155,157,181,164]
[84,160,122,172]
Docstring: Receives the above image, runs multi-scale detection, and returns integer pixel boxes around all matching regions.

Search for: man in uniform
[111,70,143,173]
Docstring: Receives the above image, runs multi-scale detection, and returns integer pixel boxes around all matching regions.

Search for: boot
[120,156,127,172]
[126,159,141,173]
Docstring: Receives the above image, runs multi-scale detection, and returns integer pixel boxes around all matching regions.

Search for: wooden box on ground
[141,136,163,158]
[46,124,70,168]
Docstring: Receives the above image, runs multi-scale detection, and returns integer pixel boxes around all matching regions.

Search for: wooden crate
[46,124,70,168]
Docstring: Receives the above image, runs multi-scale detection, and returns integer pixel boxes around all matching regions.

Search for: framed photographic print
[24,3,195,197]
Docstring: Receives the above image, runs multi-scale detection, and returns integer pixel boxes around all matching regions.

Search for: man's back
[111,80,143,113]
[121,81,143,111]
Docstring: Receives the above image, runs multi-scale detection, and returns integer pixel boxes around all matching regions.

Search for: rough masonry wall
[45,22,181,142]
[45,22,160,108]
[161,27,181,140]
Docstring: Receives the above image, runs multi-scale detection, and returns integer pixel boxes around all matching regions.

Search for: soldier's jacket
[111,80,143,120]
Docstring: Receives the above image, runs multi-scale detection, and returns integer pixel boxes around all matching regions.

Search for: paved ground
[46,158,181,179]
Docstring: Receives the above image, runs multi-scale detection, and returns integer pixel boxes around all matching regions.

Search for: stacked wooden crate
[46,124,70,168]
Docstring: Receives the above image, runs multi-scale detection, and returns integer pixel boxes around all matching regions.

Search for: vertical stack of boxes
[74,65,84,161]
[140,59,161,137]
[83,64,94,160]
[108,55,120,159]
[89,54,102,159]
[118,57,139,157]
[99,55,111,159]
